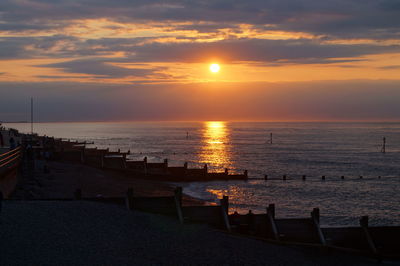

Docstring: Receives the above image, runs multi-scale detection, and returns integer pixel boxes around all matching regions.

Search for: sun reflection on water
[199,121,231,170]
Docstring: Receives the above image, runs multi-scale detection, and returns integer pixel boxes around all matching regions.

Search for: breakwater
[25,134,248,182]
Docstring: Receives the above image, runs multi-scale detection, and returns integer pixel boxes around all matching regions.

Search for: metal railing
[0,146,22,172]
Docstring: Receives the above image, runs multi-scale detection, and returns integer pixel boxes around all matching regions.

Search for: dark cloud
[0,0,399,39]
[39,58,170,79]
[128,39,400,64]
[0,0,399,64]
[379,65,400,70]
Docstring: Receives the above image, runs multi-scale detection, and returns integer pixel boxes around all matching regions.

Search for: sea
[6,121,400,226]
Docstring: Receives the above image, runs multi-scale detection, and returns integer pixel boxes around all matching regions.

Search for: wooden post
[264,175,268,180]
[322,175,325,180]
[144,157,148,175]
[360,216,379,256]
[244,170,248,178]
[311,208,326,245]
[174,187,184,224]
[312,208,320,224]
[381,137,386,153]
[220,196,231,232]
[267,204,279,241]
[74,189,82,200]
[268,204,275,219]
[282,175,286,181]
[302,175,306,181]
[204,164,208,175]
[184,162,188,169]
[341,175,344,180]
[225,168,228,175]
[360,175,363,179]
[126,187,134,210]
[123,154,127,169]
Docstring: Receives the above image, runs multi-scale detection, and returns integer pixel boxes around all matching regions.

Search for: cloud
[0,0,399,40]
[128,38,400,64]
[379,65,400,70]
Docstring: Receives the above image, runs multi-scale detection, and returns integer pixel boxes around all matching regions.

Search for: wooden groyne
[4,186,398,260]
[21,134,248,182]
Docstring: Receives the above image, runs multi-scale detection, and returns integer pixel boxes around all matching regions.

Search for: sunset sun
[209,63,220,73]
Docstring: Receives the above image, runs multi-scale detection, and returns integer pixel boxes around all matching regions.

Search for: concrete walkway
[0,201,375,265]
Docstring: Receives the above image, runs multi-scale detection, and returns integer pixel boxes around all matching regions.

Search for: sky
[0,0,400,122]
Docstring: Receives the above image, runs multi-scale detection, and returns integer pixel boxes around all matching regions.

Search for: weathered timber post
[360,216,379,256]
[225,168,229,175]
[144,157,148,175]
[184,162,188,169]
[244,170,248,178]
[267,204,279,241]
[74,189,82,200]
[174,187,184,224]
[381,137,386,153]
[268,204,275,219]
[341,175,344,180]
[203,164,208,176]
[122,154,127,169]
[311,208,326,245]
[220,196,231,232]
[126,187,134,210]
[302,175,306,181]
[322,175,326,180]
[283,175,286,181]
[264,175,268,180]
[312,208,320,224]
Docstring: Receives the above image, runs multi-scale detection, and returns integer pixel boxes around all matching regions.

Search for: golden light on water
[199,121,231,169]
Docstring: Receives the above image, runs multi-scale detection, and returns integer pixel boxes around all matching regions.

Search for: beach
[1,201,375,265]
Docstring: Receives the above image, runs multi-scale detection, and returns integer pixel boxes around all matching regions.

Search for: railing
[0,146,22,174]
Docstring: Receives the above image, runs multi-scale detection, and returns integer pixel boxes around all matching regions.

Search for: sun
[209,63,220,73]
